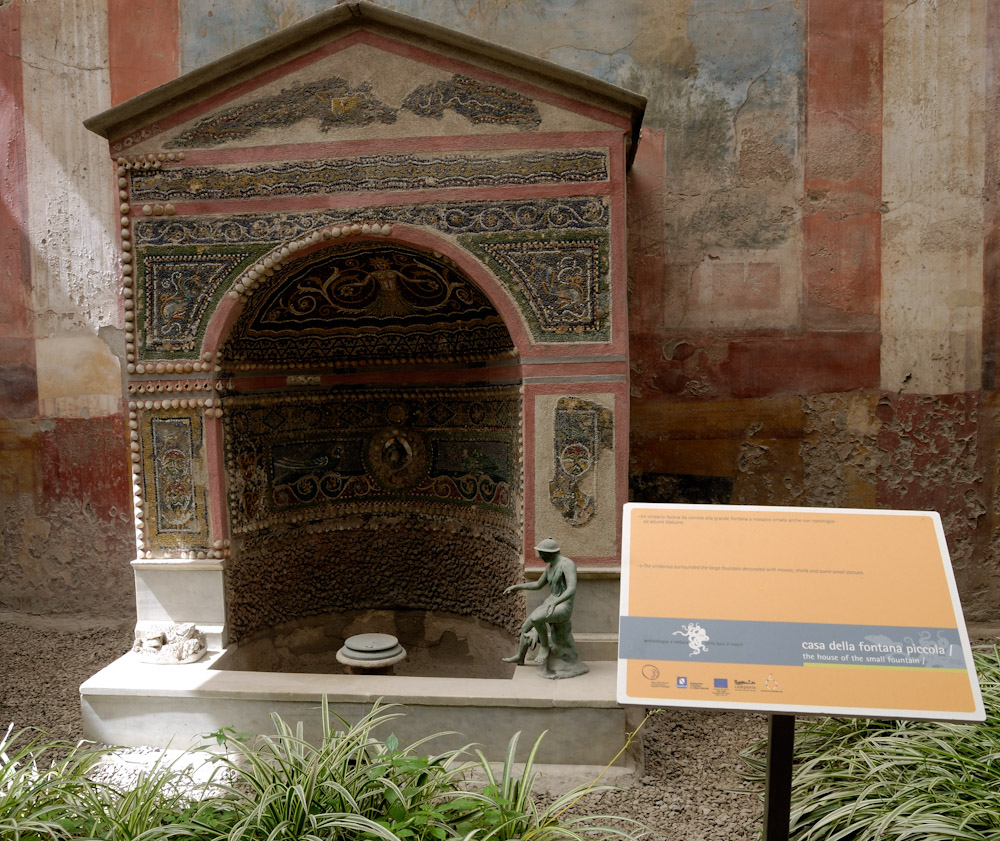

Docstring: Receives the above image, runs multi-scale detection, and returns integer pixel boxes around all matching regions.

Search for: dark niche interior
[217,241,525,662]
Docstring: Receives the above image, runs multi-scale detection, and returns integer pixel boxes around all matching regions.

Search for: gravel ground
[0,610,766,840]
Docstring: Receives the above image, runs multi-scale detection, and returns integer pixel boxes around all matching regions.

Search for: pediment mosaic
[163,72,543,150]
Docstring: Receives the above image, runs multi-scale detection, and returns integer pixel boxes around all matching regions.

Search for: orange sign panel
[618,504,984,721]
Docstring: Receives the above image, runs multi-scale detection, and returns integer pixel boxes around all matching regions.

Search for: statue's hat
[534,537,560,554]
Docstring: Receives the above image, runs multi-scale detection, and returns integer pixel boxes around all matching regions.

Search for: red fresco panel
[983,1,1000,388]
[803,0,882,332]
[627,127,666,332]
[40,416,131,515]
[729,333,880,398]
[109,0,179,105]
[0,0,32,339]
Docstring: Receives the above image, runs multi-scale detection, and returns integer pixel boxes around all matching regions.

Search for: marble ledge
[81,651,622,710]
[131,557,226,571]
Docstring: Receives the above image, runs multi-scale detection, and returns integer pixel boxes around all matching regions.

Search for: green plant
[740,646,1000,841]
[70,748,216,841]
[1,700,649,841]
[460,731,645,841]
[0,724,97,841]
[195,699,474,841]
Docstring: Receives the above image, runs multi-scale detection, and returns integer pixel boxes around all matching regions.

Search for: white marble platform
[81,653,638,767]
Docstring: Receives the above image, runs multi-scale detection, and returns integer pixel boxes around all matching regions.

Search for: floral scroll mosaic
[221,243,514,368]
[549,396,614,527]
[140,410,209,553]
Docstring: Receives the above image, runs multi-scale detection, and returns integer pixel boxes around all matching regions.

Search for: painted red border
[0,0,31,340]
[983,1,1000,388]
[109,0,179,105]
[160,130,618,167]
[803,0,882,335]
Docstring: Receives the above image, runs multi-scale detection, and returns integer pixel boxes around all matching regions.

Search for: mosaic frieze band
[133,197,609,246]
[223,386,521,535]
[131,198,611,359]
[165,73,540,149]
[129,150,609,202]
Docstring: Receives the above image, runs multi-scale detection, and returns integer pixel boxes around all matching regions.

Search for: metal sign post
[763,714,795,841]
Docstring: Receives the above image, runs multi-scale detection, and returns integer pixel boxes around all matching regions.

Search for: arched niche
[214,237,525,642]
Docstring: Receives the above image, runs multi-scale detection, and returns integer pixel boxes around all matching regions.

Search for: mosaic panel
[223,386,521,535]
[549,396,613,526]
[166,76,398,148]
[163,73,539,149]
[142,412,209,549]
[129,150,609,202]
[221,242,514,367]
[401,74,540,128]
[133,197,610,247]
[475,235,607,336]
[142,250,260,353]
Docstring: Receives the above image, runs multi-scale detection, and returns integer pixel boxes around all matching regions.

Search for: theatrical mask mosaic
[129,150,609,203]
[549,396,614,526]
[164,73,539,149]
[223,386,521,535]
[221,243,513,369]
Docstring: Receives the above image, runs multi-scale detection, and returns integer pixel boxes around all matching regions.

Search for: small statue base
[537,619,589,680]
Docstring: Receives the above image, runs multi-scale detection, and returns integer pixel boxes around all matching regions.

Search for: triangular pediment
[86,3,644,160]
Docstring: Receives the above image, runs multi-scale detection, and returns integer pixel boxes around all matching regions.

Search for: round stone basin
[337,633,406,670]
[212,609,516,679]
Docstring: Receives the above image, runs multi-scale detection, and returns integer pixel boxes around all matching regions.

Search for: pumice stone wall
[84,2,645,647]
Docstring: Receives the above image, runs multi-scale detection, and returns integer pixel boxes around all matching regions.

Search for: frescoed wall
[2,0,1000,624]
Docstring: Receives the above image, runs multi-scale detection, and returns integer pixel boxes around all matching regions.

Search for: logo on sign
[642,664,660,681]
[714,678,728,689]
[676,676,688,689]
[673,622,710,656]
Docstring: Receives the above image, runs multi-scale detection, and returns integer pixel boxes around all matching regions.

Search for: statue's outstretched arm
[504,567,549,595]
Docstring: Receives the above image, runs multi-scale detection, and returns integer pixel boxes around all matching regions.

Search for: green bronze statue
[503,538,589,679]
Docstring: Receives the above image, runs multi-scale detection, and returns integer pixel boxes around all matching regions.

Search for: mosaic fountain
[81,3,645,766]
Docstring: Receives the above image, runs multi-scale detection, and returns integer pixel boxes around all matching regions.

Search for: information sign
[618,504,984,721]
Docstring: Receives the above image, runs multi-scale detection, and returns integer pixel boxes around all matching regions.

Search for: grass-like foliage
[740,646,1000,841]
[0,723,98,841]
[467,731,641,841]
[0,699,646,841]
[195,699,476,841]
